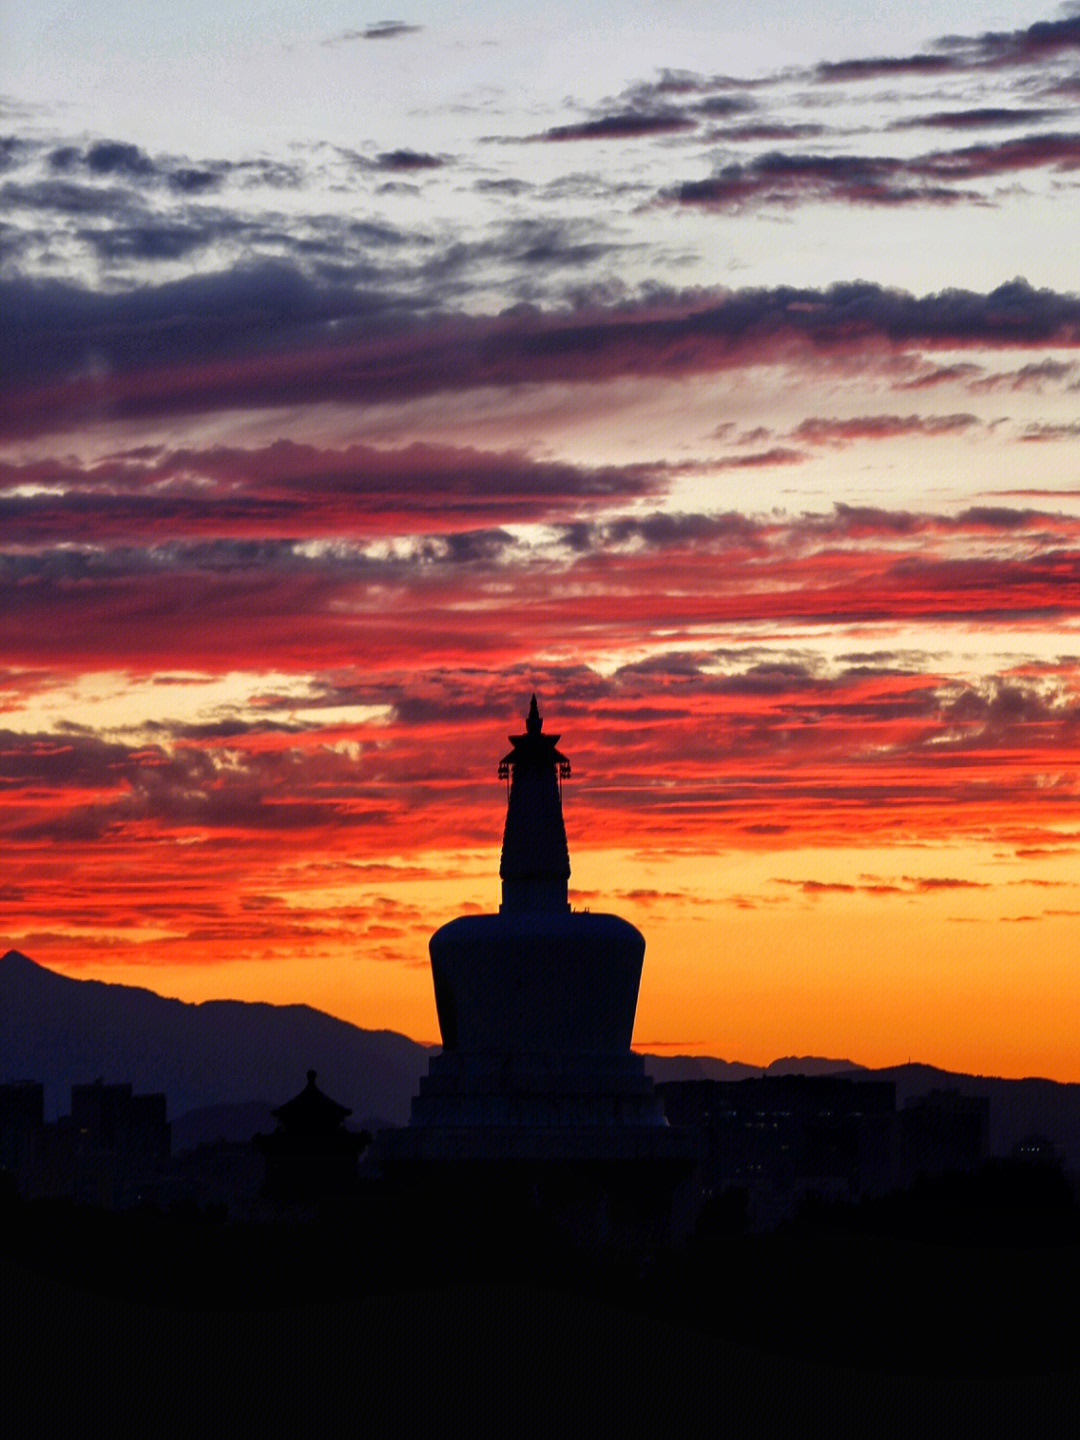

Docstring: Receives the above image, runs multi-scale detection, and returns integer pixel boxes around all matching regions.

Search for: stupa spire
[498,695,571,912]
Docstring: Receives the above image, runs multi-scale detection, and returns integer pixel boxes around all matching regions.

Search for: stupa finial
[497,695,571,910]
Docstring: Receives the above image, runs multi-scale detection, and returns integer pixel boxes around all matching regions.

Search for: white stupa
[378,697,693,1169]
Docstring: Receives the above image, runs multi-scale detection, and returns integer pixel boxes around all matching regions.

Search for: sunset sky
[3,3,1079,1080]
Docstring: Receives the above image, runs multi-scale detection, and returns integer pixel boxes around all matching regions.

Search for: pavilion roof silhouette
[270,1070,352,1135]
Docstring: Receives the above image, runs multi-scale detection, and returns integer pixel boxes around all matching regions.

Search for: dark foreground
[4,1165,1079,1432]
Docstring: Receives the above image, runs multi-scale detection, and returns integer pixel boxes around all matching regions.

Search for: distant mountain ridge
[833,1063,1080,1171]
[0,949,430,1127]
[3,950,1078,1166]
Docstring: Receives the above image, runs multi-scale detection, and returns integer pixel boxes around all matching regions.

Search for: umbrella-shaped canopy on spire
[498,695,571,910]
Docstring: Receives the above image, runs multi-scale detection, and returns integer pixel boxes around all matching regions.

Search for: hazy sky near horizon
[3,3,1080,1078]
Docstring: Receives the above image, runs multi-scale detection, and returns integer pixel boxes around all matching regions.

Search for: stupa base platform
[406,1048,668,1129]
[374,1121,700,1165]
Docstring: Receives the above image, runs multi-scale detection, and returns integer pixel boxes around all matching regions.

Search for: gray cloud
[811,12,1080,84]
[532,111,698,142]
[372,149,445,171]
[50,140,157,178]
[888,106,1063,130]
[322,22,423,46]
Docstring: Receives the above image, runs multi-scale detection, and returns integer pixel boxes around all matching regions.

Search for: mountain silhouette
[765,1055,867,1076]
[637,1054,761,1083]
[3,950,1078,1167]
[833,1063,1080,1171]
[0,949,431,1126]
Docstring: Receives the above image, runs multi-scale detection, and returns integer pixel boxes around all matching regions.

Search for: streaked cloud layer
[3,3,1079,1075]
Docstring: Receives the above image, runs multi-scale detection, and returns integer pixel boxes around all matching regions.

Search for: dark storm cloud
[621,655,832,700]
[138,717,306,741]
[3,148,313,277]
[504,72,750,148]
[815,503,1080,546]
[45,145,80,170]
[1012,357,1077,387]
[318,215,414,249]
[0,539,316,585]
[301,656,954,750]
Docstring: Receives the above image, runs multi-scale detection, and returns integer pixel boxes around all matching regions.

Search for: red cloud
[5,504,1080,672]
[1,441,663,543]
[792,413,979,444]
